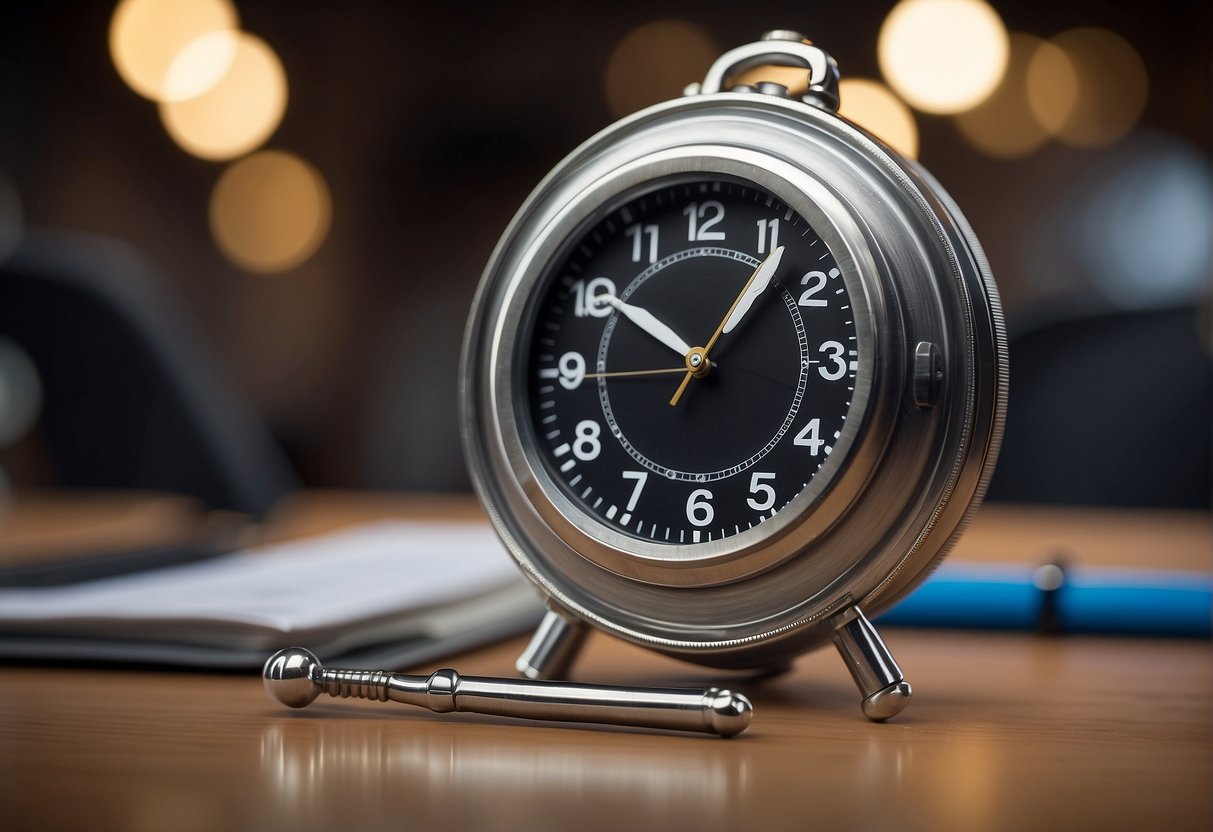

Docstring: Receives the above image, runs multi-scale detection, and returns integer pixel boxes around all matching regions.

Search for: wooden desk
[1,495,1209,831]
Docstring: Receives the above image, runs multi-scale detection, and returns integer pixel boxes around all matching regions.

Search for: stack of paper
[0,521,543,668]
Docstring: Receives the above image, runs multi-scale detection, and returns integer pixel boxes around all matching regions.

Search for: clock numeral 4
[794,418,824,456]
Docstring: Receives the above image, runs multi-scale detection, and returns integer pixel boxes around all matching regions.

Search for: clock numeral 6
[746,472,776,511]
[571,277,616,318]
[686,488,715,527]
[573,420,601,461]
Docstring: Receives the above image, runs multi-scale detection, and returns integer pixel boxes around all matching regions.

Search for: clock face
[524,175,860,545]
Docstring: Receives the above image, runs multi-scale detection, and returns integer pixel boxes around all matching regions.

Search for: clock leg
[830,606,912,721]
[515,606,589,680]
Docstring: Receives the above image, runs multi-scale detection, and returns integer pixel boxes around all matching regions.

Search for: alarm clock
[460,31,1007,720]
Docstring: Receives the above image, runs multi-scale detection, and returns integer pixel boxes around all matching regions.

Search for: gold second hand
[584,367,688,379]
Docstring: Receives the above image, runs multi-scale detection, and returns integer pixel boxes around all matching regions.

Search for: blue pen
[876,561,1212,638]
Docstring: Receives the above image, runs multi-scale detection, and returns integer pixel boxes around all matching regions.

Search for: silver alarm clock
[460,31,1007,720]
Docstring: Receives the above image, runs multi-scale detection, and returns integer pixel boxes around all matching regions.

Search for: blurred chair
[0,230,297,518]
[986,305,1212,508]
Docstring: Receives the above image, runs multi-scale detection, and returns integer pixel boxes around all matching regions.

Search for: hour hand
[599,294,693,358]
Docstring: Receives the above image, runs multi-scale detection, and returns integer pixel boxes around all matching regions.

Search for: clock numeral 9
[571,277,616,318]
[538,351,585,389]
[746,472,777,511]
[683,201,726,241]
[573,420,601,461]
[686,488,714,527]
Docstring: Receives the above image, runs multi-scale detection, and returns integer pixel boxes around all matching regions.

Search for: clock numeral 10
[756,218,780,254]
[571,277,616,317]
[683,201,726,241]
[625,223,658,264]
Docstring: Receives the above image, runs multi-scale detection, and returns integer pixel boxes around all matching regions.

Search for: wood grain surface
[1,494,1209,831]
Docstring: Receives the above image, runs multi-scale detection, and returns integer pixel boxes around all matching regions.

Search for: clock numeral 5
[746,472,777,511]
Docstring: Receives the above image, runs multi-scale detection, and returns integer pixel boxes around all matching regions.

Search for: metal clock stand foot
[830,606,912,721]
[518,605,910,723]
[516,607,589,680]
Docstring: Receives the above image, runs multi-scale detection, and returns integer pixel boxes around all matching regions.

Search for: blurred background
[0,0,1208,518]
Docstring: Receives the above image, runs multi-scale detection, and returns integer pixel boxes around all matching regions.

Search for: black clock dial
[525,176,859,544]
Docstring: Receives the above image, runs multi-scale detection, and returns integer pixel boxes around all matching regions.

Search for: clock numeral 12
[683,201,726,241]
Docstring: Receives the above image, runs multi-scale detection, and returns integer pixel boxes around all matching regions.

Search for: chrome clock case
[460,33,1007,720]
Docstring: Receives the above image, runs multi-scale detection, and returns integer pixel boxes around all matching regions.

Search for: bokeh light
[162,29,241,103]
[839,78,919,159]
[159,32,288,161]
[604,21,717,118]
[0,337,42,448]
[109,0,238,102]
[953,33,1052,158]
[209,150,332,273]
[0,171,22,265]
[878,0,1009,114]
[1028,28,1147,148]
[1076,133,1211,308]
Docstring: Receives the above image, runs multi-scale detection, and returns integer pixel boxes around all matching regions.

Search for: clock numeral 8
[573,420,602,461]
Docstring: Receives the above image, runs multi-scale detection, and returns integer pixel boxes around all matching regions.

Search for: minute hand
[600,294,694,358]
[722,245,784,334]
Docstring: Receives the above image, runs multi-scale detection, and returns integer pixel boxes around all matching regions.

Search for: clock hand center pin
[669,245,785,406]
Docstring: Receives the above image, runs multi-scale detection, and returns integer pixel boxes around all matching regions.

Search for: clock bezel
[484,145,892,588]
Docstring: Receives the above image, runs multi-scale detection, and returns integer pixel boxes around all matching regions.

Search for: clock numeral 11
[756,218,780,254]
[625,223,658,263]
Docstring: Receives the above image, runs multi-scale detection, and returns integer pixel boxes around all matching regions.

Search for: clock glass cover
[525,175,862,545]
